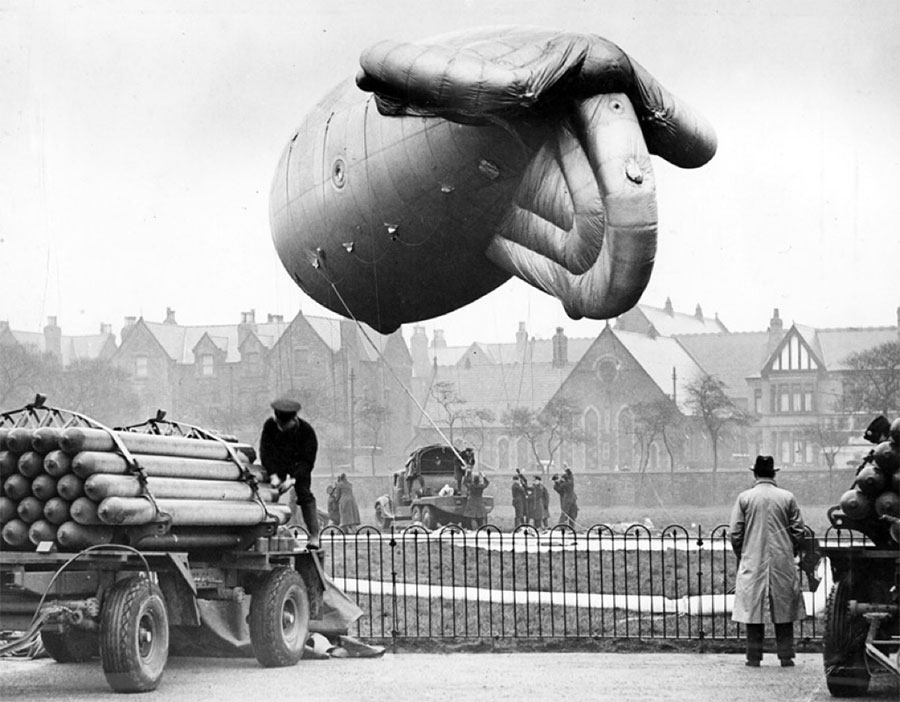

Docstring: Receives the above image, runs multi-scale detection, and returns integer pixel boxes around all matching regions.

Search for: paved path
[1,652,897,701]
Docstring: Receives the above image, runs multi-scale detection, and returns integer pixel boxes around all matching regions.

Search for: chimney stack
[99,323,112,335]
[43,316,62,361]
[410,326,430,376]
[664,297,674,316]
[694,304,703,321]
[164,307,177,325]
[432,329,446,350]
[552,327,568,368]
[768,308,783,333]
[238,309,257,346]
[515,322,527,360]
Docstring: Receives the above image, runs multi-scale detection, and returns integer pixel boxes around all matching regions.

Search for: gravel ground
[2,651,897,702]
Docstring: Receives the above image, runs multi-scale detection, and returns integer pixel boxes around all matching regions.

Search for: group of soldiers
[512,466,579,529]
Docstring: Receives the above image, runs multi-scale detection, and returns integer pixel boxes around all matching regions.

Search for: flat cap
[271,398,301,414]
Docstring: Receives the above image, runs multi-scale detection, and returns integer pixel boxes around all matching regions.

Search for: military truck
[373,445,493,530]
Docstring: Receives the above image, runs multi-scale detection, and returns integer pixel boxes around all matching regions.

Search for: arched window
[516,437,530,470]
[497,437,510,471]
[583,407,599,471]
[618,407,634,471]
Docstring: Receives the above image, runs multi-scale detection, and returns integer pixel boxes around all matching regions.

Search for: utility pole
[672,366,677,405]
[349,367,356,473]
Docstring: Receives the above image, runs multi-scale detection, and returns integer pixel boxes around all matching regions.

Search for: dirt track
[2,652,898,702]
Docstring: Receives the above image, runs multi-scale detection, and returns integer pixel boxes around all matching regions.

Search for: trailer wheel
[421,506,438,530]
[41,627,98,663]
[823,577,870,697]
[374,504,392,530]
[249,566,309,667]
[100,576,169,693]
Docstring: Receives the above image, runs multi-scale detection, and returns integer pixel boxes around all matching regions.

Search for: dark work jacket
[511,481,526,510]
[258,417,318,482]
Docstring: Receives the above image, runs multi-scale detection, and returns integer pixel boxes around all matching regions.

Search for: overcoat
[463,477,490,519]
[334,478,361,527]
[728,478,806,624]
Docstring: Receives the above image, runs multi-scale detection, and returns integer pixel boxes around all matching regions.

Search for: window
[584,408,599,470]
[754,389,762,415]
[804,386,814,413]
[779,385,789,413]
[199,354,214,377]
[792,385,801,413]
[780,438,791,464]
[134,355,148,378]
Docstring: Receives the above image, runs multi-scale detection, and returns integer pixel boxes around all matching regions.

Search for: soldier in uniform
[259,398,321,549]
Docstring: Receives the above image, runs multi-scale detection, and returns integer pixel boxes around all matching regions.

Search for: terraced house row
[2,301,897,476]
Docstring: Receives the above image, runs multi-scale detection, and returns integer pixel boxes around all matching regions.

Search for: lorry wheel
[41,627,99,663]
[410,506,422,524]
[374,504,392,530]
[100,576,169,693]
[421,506,437,530]
[249,566,309,667]
[823,577,870,697]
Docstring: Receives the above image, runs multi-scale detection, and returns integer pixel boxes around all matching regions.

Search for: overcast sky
[1,0,898,347]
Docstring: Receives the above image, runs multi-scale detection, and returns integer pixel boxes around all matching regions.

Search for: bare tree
[356,397,391,475]
[685,373,751,475]
[502,397,584,475]
[469,407,495,452]
[800,415,851,489]
[0,344,49,408]
[836,340,900,417]
[430,381,470,445]
[631,398,683,474]
[56,358,140,425]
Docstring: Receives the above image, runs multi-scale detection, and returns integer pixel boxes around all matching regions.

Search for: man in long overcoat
[729,455,806,667]
[334,472,361,533]
[511,475,526,527]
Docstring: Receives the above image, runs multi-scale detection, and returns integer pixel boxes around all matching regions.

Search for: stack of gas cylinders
[839,416,900,544]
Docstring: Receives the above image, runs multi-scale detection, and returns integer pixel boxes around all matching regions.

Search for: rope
[312,263,468,467]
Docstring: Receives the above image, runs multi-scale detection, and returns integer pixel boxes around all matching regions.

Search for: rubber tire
[41,628,99,663]
[410,506,422,524]
[100,576,169,693]
[421,506,438,530]
[248,566,309,667]
[823,577,871,697]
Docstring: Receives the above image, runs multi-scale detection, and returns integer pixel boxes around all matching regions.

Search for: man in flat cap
[728,455,807,667]
[259,398,320,548]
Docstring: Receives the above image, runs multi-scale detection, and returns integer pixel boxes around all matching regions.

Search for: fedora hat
[751,455,777,473]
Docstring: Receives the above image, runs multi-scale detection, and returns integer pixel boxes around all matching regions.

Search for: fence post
[389,525,398,653]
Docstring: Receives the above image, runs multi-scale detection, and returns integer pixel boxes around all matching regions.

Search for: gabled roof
[676,331,771,396]
[143,319,290,363]
[9,329,116,366]
[616,301,728,337]
[612,330,705,412]
[814,326,897,370]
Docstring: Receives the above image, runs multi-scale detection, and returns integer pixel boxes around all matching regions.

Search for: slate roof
[10,329,115,366]
[617,302,728,337]
[676,332,771,395]
[613,330,706,411]
[814,327,898,370]
[143,320,289,363]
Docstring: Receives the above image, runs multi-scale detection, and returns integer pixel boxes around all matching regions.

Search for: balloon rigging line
[313,263,467,466]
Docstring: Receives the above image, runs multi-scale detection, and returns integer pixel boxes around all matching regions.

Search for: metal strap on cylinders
[130,412,278,525]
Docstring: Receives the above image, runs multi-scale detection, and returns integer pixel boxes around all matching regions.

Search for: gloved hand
[277,475,295,496]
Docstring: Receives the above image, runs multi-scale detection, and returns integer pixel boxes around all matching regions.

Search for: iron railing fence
[315,523,869,644]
